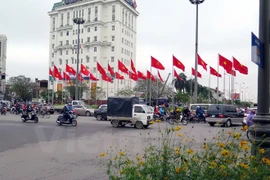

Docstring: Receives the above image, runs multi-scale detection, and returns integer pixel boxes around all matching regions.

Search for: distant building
[48,0,139,99]
[33,79,49,98]
[0,34,7,96]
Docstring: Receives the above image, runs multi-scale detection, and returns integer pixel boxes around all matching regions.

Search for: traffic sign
[251,32,263,68]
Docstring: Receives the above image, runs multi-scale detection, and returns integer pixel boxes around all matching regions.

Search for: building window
[81,38,83,43]
[81,49,83,54]
[87,27,90,32]
[81,59,83,63]
[94,36,97,41]
[52,35,55,39]
[86,56,90,63]
[112,5,115,13]
[112,25,115,31]
[122,9,124,23]
[121,48,123,53]
[66,31,69,36]
[73,30,75,35]
[66,40,69,45]
[122,28,124,33]
[60,50,62,55]
[88,8,91,21]
[52,53,54,58]
[66,50,68,55]
[72,40,74,44]
[51,62,54,66]
[111,46,115,52]
[93,67,96,73]
[67,12,70,25]
[111,57,114,63]
[112,36,115,41]
[94,47,97,52]
[66,59,68,64]
[59,59,62,65]
[131,43,133,48]
[87,37,90,42]
[122,38,124,43]
[60,32,63,36]
[131,52,133,57]
[81,29,84,34]
[112,15,115,21]
[94,57,97,62]
[72,58,74,64]
[94,26,97,31]
[72,49,74,54]
[82,9,84,17]
[52,44,55,48]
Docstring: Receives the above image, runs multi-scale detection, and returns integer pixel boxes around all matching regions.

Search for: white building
[48,0,139,99]
[0,35,7,96]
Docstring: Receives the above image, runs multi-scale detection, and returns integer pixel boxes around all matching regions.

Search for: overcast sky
[0,0,258,102]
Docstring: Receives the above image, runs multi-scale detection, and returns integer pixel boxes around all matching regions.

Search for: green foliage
[117,87,135,97]
[101,125,270,180]
[9,75,35,101]
[65,83,88,100]
[175,91,190,103]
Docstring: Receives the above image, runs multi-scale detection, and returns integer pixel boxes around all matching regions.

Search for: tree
[9,75,35,101]
[117,87,135,97]
[173,73,187,93]
[175,91,190,104]
[65,83,89,100]
[96,87,106,100]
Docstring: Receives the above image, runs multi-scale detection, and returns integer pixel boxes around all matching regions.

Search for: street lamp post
[73,18,85,100]
[189,0,205,103]
[250,0,270,157]
[235,82,245,101]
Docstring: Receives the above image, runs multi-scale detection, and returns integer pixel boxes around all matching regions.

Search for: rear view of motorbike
[56,111,77,127]
[21,111,39,123]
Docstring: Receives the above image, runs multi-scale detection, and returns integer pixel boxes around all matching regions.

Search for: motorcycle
[166,113,188,126]
[21,110,39,123]
[1,107,7,115]
[56,111,77,127]
[10,106,16,114]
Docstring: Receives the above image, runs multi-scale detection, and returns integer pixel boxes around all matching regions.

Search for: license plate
[212,115,215,117]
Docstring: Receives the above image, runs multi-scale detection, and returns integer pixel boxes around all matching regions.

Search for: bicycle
[39,110,50,119]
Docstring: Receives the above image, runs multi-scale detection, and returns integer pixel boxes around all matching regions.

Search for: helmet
[197,106,200,108]
[68,103,72,106]
[184,106,188,109]
[64,104,67,107]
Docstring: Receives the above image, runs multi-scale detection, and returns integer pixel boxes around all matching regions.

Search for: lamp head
[189,0,205,4]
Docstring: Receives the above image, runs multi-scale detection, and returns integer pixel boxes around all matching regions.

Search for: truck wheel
[111,120,119,128]
[96,115,102,121]
[135,121,144,129]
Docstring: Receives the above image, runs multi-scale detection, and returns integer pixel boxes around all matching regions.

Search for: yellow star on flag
[224,62,227,65]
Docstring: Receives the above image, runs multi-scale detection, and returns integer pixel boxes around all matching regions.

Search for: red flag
[102,74,112,83]
[174,69,182,81]
[233,57,248,75]
[198,54,207,71]
[133,0,137,9]
[219,54,232,72]
[151,56,165,70]
[66,64,76,76]
[63,72,71,81]
[192,68,202,78]
[137,71,147,80]
[108,64,114,77]
[173,55,185,72]
[210,67,222,78]
[157,71,164,83]
[131,59,136,73]
[147,71,155,81]
[49,68,54,77]
[81,64,90,76]
[78,73,84,82]
[90,72,99,81]
[129,71,138,81]
[97,62,106,76]
[118,60,129,74]
[115,72,125,80]
[227,69,236,76]
[54,66,62,80]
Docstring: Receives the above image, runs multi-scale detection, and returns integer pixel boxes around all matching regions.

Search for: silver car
[73,105,92,116]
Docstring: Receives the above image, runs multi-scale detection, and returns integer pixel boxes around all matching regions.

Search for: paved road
[0,114,244,180]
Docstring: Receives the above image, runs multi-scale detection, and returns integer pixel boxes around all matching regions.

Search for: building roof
[52,1,63,11]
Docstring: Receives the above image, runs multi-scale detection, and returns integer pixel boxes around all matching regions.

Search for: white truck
[107,97,154,129]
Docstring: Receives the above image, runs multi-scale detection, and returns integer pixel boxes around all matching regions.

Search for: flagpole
[52,78,55,105]
[228,73,231,103]
[217,54,219,104]
[95,71,98,105]
[223,69,226,103]
[150,66,152,106]
[117,69,119,94]
[156,75,158,106]
[114,72,116,96]
[172,57,174,104]
[62,79,64,105]
[231,57,234,105]
[107,60,109,99]
[208,71,211,103]
[190,72,193,103]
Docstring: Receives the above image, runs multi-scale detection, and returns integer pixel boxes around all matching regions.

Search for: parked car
[99,104,107,109]
[72,105,92,116]
[242,108,257,126]
[94,105,107,120]
[206,104,244,127]
[45,105,55,114]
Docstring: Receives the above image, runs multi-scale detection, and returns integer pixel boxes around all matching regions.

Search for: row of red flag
[49,54,249,83]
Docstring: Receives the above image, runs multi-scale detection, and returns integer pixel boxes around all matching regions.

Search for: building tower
[48,0,139,100]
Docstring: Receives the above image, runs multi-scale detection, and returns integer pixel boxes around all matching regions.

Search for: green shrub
[100,123,270,180]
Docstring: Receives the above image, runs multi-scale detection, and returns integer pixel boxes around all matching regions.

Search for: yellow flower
[175,167,181,173]
[114,156,118,160]
[119,151,125,156]
[126,159,132,165]
[164,177,168,180]
[221,149,231,157]
[253,168,258,173]
[139,161,145,165]
[239,140,248,147]
[99,152,106,157]
[136,156,140,161]
[184,138,189,143]
[259,148,265,154]
[249,156,255,160]
[183,166,187,171]
[242,145,250,151]
[141,155,145,158]
[220,165,226,169]
[228,141,232,145]
[175,148,181,155]
[120,169,124,174]
[217,142,226,148]
[209,161,217,168]
[240,163,248,169]
[226,159,231,164]
[234,133,241,139]
[177,132,184,137]
[155,119,161,123]
[149,121,154,124]
[241,125,249,131]
[174,126,182,131]
[227,131,234,136]
[187,149,194,155]
[262,158,270,165]
[203,143,207,150]
[137,172,141,177]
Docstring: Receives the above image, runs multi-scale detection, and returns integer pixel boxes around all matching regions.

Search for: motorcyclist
[62,104,70,121]
[154,106,160,115]
[159,106,165,116]
[67,103,73,111]
[196,106,205,120]
[182,106,191,117]
[246,110,256,126]
[26,102,34,118]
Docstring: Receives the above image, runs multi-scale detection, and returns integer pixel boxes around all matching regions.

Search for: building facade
[48,0,139,99]
[0,35,7,98]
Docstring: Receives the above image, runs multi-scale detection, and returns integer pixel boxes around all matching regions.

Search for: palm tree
[173,73,187,93]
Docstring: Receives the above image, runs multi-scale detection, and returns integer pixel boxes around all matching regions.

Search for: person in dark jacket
[62,104,70,121]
